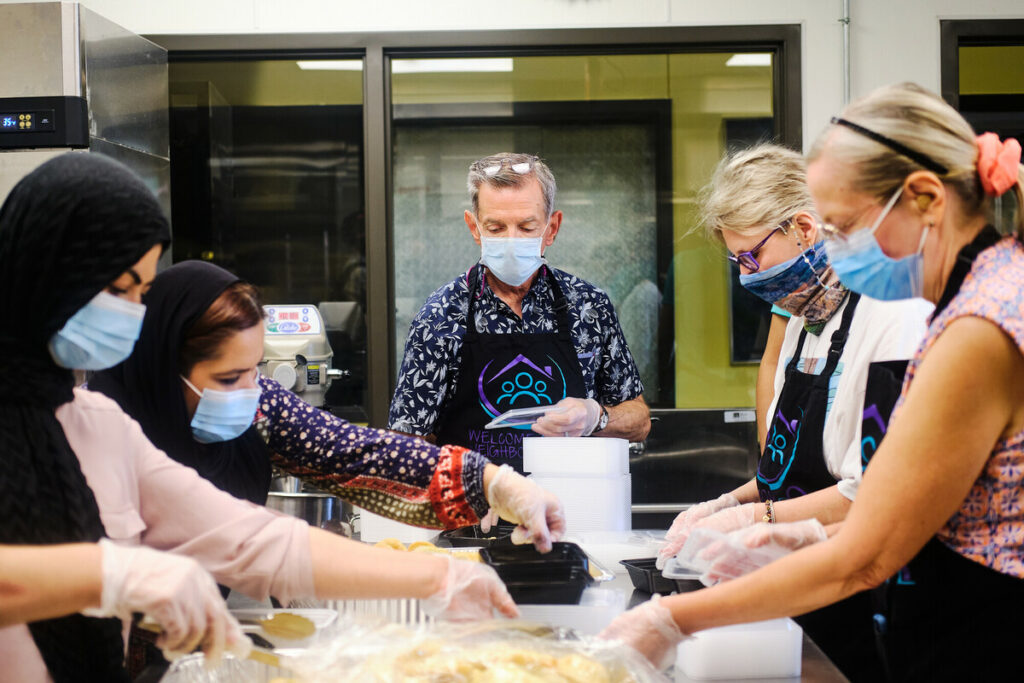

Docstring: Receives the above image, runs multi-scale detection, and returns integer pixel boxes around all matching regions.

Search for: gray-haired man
[389,152,650,472]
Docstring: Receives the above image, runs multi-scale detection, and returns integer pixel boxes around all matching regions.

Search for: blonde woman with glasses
[653,143,930,680]
[603,83,1024,682]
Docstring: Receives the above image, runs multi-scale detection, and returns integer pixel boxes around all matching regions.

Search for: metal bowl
[266,490,353,537]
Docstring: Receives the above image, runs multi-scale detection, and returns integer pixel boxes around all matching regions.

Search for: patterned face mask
[739,241,848,333]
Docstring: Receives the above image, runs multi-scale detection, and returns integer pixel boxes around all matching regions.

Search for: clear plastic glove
[656,493,739,569]
[700,520,827,585]
[733,519,828,551]
[691,503,758,535]
[422,556,520,621]
[486,464,566,553]
[598,594,688,671]
[81,539,248,664]
[478,508,500,534]
[531,397,601,437]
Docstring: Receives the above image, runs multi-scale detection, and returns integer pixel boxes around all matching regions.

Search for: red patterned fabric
[430,445,482,528]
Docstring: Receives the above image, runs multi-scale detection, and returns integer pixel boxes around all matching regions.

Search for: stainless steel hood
[0,2,170,223]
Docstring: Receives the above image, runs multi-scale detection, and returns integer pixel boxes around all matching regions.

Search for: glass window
[169,58,368,420]
[390,53,776,409]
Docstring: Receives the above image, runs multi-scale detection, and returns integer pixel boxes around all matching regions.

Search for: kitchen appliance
[0,3,169,231]
[261,304,346,408]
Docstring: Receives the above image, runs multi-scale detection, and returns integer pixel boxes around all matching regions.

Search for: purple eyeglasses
[727,220,791,272]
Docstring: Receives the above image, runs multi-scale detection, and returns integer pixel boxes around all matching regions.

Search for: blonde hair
[700,143,812,243]
[808,82,1024,241]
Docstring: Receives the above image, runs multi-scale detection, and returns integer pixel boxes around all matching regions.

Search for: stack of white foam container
[523,436,631,535]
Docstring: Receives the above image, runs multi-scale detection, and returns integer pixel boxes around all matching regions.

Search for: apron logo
[477,353,567,429]
[757,406,804,496]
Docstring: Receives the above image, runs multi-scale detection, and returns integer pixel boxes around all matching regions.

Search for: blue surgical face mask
[181,372,261,444]
[48,290,146,370]
[825,187,929,300]
[480,233,545,286]
[738,241,831,306]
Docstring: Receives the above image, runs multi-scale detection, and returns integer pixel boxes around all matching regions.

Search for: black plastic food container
[438,523,515,548]
[501,566,592,605]
[620,557,703,594]
[480,542,589,571]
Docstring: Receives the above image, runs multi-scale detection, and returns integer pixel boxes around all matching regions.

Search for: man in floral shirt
[389,152,650,472]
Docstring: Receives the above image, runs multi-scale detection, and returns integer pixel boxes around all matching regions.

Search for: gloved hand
[692,503,758,535]
[478,508,500,533]
[598,594,688,671]
[486,464,566,553]
[531,397,601,437]
[657,493,740,569]
[734,519,828,551]
[422,556,520,621]
[700,520,827,585]
[82,539,249,664]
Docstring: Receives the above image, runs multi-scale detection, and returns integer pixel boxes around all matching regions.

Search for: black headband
[831,116,949,176]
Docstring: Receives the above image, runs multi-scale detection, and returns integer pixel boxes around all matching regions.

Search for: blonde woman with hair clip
[650,143,930,680]
[602,83,1024,682]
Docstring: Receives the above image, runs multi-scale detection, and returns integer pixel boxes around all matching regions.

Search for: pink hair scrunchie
[976,132,1022,197]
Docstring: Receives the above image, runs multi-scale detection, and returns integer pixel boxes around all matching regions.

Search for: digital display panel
[0,111,54,133]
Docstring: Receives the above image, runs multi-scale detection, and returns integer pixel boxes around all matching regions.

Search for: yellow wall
[959,46,1024,95]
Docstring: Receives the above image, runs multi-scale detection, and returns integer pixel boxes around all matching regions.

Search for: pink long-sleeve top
[0,388,316,682]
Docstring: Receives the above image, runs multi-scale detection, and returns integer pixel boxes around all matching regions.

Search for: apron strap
[544,267,573,342]
[783,291,858,380]
[820,291,859,380]
[465,264,485,343]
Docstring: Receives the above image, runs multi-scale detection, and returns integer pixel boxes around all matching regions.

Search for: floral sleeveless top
[896,237,1024,578]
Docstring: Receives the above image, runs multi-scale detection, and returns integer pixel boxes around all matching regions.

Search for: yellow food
[374,537,406,551]
[407,541,437,551]
[371,538,481,562]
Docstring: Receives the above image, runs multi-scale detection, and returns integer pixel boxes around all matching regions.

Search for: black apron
[757,292,861,503]
[869,225,1021,682]
[757,292,892,681]
[434,265,587,473]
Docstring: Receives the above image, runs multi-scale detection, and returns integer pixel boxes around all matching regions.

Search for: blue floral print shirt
[389,264,644,436]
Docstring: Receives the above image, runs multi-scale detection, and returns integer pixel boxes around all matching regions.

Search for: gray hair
[700,143,813,243]
[467,152,557,217]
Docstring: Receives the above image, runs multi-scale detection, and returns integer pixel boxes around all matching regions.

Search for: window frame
[156,25,802,424]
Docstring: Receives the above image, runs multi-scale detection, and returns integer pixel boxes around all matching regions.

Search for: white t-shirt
[766,295,933,501]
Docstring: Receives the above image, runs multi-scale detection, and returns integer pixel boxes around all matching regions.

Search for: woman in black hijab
[91,261,272,504]
[90,261,566,548]
[0,153,240,680]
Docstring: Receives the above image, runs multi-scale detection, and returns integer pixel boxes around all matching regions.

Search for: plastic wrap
[285,616,669,682]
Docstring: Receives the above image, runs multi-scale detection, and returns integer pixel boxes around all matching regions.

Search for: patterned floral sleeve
[253,376,489,529]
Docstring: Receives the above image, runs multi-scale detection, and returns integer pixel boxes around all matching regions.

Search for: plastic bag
[285,615,669,682]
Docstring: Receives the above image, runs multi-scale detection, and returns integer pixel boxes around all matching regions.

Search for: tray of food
[160,617,669,682]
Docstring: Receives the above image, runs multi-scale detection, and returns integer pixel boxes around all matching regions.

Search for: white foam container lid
[523,436,629,475]
[529,473,631,534]
[676,618,803,680]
